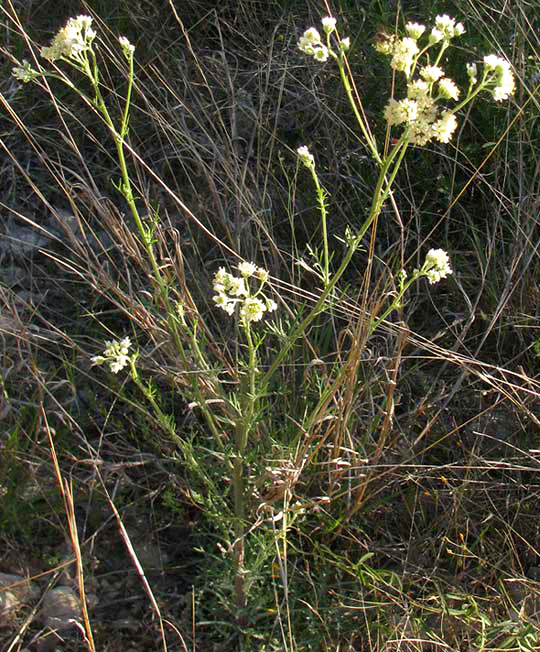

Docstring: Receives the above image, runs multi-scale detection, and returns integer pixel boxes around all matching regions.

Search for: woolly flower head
[91,336,132,373]
[422,249,453,284]
[240,298,266,323]
[238,261,258,277]
[41,15,96,62]
[384,98,418,126]
[432,111,458,143]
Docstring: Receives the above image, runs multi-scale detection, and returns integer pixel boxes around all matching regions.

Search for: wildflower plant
[11,8,517,642]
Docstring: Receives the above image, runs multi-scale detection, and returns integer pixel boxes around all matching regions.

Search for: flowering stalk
[212,262,276,616]
[297,146,331,285]
[13,16,226,450]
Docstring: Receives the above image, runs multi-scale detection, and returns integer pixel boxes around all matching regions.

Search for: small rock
[0,573,39,622]
[40,586,81,631]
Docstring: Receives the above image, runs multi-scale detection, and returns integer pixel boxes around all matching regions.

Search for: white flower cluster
[91,337,132,373]
[483,55,515,101]
[297,17,350,63]
[213,263,277,323]
[118,36,135,58]
[297,145,315,169]
[376,16,467,145]
[297,27,329,62]
[377,15,515,146]
[419,249,453,284]
[429,14,465,44]
[40,15,96,62]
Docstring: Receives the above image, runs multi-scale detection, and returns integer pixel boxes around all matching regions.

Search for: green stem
[309,166,330,285]
[81,52,225,450]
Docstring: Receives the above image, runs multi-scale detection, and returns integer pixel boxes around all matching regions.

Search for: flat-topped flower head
[313,46,329,62]
[213,265,276,323]
[429,28,444,45]
[339,37,351,53]
[432,111,458,143]
[434,15,460,40]
[298,28,321,55]
[298,26,331,62]
[240,297,266,322]
[384,98,418,126]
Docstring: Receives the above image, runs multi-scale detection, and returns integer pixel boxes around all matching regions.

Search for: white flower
[483,56,515,100]
[340,37,351,53]
[213,293,236,315]
[438,77,460,100]
[429,28,444,45]
[119,36,134,57]
[405,22,425,39]
[238,261,257,277]
[420,65,444,82]
[432,111,458,143]
[302,27,322,44]
[255,267,269,282]
[454,22,465,36]
[40,15,95,62]
[265,298,278,312]
[321,16,336,34]
[228,277,248,297]
[297,145,315,168]
[407,79,430,103]
[374,33,395,55]
[391,37,419,76]
[423,248,453,284]
[240,297,266,322]
[409,118,435,146]
[298,27,322,56]
[384,98,418,126]
[91,336,132,373]
[312,45,329,62]
[434,14,457,39]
